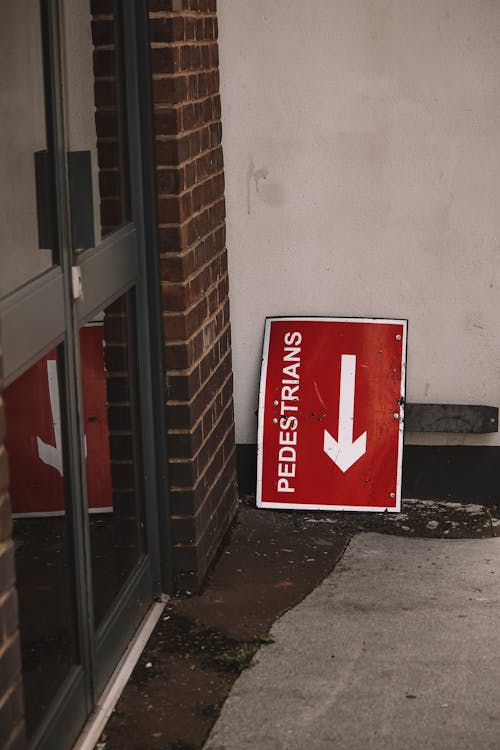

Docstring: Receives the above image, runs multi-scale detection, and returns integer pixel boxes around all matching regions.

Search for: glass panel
[81,291,146,631]
[0,2,56,298]
[63,0,131,250]
[4,345,79,740]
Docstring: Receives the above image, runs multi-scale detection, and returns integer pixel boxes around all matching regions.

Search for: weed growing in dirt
[258,632,275,644]
[212,644,257,672]
[212,633,276,672]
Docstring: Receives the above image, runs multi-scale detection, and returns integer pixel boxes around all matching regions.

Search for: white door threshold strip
[73,597,168,750]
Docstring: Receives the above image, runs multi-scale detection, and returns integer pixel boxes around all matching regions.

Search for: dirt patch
[96,497,500,750]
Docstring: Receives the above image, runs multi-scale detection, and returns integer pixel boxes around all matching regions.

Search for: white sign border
[256,316,408,512]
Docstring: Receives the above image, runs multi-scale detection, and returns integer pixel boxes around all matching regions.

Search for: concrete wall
[218,0,500,449]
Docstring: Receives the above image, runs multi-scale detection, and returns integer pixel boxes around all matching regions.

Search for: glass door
[0,1,161,748]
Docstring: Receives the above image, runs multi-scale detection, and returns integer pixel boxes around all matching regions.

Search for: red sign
[257,317,407,511]
[4,323,113,516]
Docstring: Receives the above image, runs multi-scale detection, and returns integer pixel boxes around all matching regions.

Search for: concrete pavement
[205,533,500,749]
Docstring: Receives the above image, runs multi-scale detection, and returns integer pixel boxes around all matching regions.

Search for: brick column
[0,350,25,750]
[149,0,238,591]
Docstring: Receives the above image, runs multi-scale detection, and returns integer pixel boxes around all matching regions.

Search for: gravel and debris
[299,497,500,539]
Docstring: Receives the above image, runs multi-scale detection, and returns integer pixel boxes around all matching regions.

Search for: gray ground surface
[205,532,500,750]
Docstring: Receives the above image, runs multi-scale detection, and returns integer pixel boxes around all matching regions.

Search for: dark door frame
[0,1,170,747]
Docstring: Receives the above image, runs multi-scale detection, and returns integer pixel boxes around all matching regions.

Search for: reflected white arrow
[37,360,63,476]
[323,354,367,473]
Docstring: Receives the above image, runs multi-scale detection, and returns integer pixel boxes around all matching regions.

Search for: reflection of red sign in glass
[257,317,407,512]
[4,323,113,515]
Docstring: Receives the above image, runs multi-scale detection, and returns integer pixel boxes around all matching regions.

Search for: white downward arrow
[323,354,367,473]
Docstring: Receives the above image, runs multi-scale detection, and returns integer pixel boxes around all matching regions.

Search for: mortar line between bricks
[158,226,226,258]
[150,41,218,50]
[165,301,228,329]
[161,261,227,299]
[167,367,234,426]
[154,98,220,111]
[168,396,235,467]
[152,70,219,79]
[148,13,217,20]
[171,450,236,539]
[155,127,221,144]
[168,420,235,496]
[157,173,224,200]
[157,198,225,224]
[157,206,225,231]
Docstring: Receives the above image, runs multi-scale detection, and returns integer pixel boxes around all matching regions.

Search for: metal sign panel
[5,323,113,516]
[257,317,407,512]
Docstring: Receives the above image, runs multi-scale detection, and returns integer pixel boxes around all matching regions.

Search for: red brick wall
[0,352,25,750]
[91,0,131,235]
[149,0,238,591]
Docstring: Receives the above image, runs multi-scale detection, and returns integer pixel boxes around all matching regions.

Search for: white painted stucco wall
[218,0,500,447]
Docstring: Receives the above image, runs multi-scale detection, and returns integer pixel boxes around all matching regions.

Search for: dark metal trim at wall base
[401,445,500,505]
[236,444,500,506]
[237,444,258,497]
[405,403,498,433]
